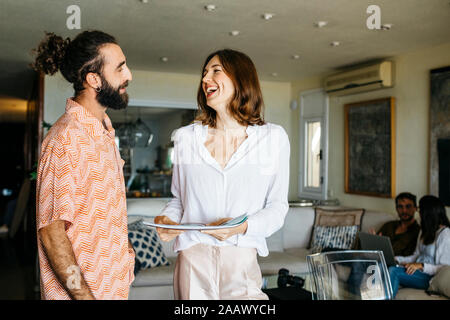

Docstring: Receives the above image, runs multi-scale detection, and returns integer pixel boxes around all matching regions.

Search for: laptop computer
[358,232,397,267]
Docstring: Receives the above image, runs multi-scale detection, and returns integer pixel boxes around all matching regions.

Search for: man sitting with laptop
[347,192,421,297]
[367,192,420,256]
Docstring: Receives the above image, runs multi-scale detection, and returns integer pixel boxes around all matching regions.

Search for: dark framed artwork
[345,97,396,198]
[429,66,450,206]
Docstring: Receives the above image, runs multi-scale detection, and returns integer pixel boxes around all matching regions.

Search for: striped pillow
[310,225,359,254]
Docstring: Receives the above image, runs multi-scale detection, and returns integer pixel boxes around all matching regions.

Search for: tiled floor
[0,236,40,300]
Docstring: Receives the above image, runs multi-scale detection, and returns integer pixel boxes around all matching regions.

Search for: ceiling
[1,0,450,100]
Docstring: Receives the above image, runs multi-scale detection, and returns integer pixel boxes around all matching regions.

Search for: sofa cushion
[310,225,359,253]
[129,228,171,270]
[360,210,396,233]
[127,198,170,223]
[314,207,364,227]
[309,207,364,248]
[427,265,450,299]
[395,288,448,300]
[132,257,177,287]
[283,207,315,249]
[159,237,178,258]
[258,249,310,275]
[267,228,284,252]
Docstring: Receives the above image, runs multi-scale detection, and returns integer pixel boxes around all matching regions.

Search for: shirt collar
[194,121,257,141]
[65,98,115,140]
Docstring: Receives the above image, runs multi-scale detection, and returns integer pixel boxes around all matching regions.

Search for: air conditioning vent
[324,61,393,96]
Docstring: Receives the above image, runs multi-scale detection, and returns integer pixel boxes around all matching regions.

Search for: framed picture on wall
[429,66,450,206]
[344,97,396,198]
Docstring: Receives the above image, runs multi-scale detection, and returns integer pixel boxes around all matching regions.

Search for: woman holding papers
[154,49,290,300]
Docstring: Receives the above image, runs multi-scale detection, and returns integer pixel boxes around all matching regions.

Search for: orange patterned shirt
[36,98,134,300]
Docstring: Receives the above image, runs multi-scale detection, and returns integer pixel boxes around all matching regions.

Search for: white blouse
[160,121,290,256]
[395,227,450,275]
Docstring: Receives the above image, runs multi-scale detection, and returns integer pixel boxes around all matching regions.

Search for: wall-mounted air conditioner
[324,61,393,96]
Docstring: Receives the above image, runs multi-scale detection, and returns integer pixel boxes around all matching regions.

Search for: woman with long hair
[154,49,290,300]
[389,195,450,297]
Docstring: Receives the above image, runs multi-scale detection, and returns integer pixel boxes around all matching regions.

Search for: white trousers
[173,243,268,300]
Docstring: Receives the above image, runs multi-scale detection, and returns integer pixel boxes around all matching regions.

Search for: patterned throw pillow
[308,208,364,249]
[310,225,359,254]
[128,228,171,270]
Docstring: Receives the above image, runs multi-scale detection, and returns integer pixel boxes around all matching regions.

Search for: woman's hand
[404,262,424,275]
[201,218,248,241]
[154,215,185,242]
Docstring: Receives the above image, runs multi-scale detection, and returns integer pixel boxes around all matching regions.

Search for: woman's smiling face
[202,55,235,111]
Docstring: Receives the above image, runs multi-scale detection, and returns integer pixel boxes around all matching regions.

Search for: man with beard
[33,30,135,299]
[369,192,421,256]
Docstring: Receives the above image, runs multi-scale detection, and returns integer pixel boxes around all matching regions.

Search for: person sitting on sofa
[368,192,421,256]
[389,195,450,298]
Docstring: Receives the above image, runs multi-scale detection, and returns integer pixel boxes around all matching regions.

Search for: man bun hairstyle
[31,32,70,76]
[32,30,117,95]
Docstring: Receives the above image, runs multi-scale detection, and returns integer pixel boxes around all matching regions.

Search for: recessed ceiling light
[140,0,149,3]
[314,21,328,28]
[160,57,169,62]
[262,13,275,20]
[292,54,300,60]
[204,4,216,12]
[330,41,341,47]
[271,72,278,77]
[229,30,240,36]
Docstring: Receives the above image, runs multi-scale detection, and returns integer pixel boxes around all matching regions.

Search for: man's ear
[85,72,102,91]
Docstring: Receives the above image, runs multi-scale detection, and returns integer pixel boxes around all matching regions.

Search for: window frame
[298,88,329,200]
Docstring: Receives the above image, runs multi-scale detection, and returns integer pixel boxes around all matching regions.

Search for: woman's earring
[95,87,101,93]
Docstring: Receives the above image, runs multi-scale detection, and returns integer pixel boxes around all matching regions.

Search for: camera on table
[277,268,305,288]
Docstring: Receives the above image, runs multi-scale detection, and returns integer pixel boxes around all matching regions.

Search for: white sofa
[127,198,446,300]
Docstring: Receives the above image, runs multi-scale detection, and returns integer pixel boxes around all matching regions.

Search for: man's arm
[39,220,95,300]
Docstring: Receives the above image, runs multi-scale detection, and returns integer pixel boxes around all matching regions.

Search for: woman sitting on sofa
[389,195,450,297]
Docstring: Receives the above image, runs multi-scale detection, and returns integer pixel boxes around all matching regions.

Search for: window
[298,89,329,200]
[306,120,321,188]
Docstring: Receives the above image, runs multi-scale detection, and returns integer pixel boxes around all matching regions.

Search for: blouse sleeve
[423,228,450,275]
[159,129,184,223]
[244,128,290,238]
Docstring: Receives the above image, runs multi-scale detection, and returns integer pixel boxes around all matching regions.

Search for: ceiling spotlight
[292,54,300,60]
[229,30,240,36]
[262,13,275,20]
[314,21,328,28]
[204,4,216,12]
[381,23,393,30]
[271,72,278,77]
[160,57,169,62]
[330,41,341,47]
[140,0,149,3]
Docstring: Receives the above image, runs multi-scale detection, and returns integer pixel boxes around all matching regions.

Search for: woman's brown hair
[195,49,266,128]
